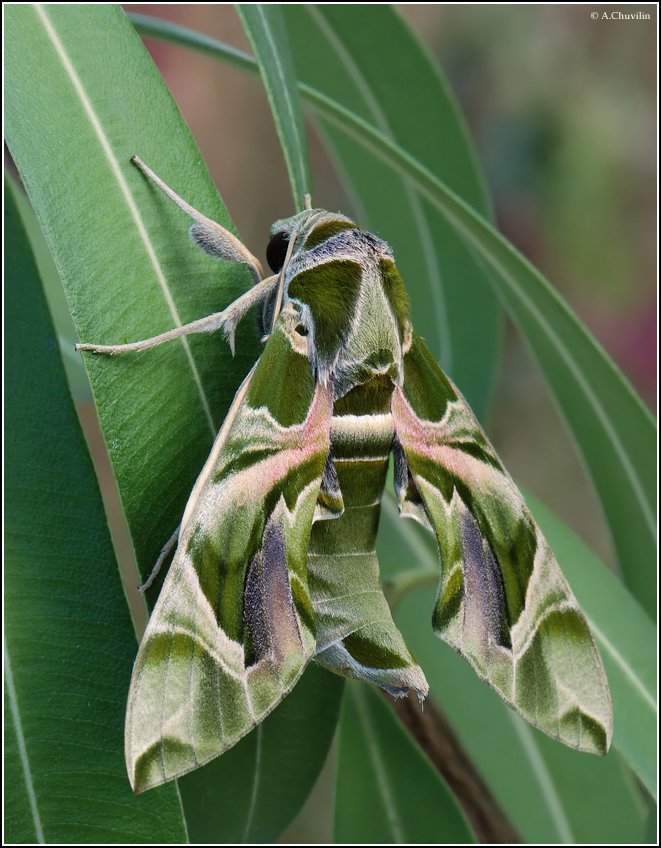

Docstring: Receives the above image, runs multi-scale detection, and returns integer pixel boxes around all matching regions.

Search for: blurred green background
[127,3,656,572]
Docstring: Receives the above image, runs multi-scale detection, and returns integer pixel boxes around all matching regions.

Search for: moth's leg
[76,273,279,356]
[138,524,180,594]
[131,156,265,282]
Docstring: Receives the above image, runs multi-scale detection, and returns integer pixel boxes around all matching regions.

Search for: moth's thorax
[272,209,411,397]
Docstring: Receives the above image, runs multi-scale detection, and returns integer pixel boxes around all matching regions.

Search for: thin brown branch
[389,691,521,844]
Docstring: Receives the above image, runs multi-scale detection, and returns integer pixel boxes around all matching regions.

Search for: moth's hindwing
[125,305,332,793]
[392,331,613,754]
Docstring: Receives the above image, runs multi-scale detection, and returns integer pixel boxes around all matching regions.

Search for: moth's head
[263,208,411,388]
[265,209,356,274]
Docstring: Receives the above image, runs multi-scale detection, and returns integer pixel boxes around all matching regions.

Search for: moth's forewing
[392,331,613,754]
[125,305,332,793]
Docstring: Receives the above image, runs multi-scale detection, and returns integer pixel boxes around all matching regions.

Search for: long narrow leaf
[5,180,187,843]
[6,4,340,839]
[236,4,311,209]
[11,183,91,404]
[130,12,656,616]
[336,684,474,844]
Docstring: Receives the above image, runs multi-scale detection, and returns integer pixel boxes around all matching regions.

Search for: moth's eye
[295,324,308,337]
[266,231,289,273]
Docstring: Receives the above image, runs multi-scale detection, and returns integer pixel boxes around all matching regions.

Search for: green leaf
[4,180,186,843]
[283,4,501,421]
[6,3,259,576]
[129,11,655,616]
[236,4,311,210]
[378,497,651,840]
[6,4,340,839]
[335,683,475,844]
[11,181,92,404]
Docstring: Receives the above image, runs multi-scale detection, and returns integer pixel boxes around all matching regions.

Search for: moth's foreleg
[131,156,264,282]
[138,524,180,594]
[75,273,279,356]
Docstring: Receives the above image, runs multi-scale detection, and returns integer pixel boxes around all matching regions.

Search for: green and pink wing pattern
[125,305,332,792]
[392,332,612,754]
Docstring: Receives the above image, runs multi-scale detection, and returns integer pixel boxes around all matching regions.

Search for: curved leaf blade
[236,4,311,210]
[4,180,186,843]
[6,2,260,577]
[11,183,92,404]
[335,683,474,844]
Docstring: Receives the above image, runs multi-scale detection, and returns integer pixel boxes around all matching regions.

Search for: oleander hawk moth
[78,157,613,794]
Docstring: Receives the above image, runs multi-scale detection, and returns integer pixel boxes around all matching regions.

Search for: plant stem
[389,692,521,844]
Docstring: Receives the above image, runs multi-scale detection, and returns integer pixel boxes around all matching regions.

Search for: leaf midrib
[35,3,216,436]
[353,687,405,842]
[4,641,45,843]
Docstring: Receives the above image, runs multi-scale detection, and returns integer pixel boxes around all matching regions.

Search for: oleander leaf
[236,4,311,210]
[335,683,474,843]
[5,179,186,843]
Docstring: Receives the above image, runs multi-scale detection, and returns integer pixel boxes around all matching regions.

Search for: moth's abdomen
[306,381,428,699]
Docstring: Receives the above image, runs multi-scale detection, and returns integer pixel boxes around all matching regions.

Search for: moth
[78,157,612,794]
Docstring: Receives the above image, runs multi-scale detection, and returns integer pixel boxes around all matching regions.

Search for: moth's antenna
[304,193,312,211]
